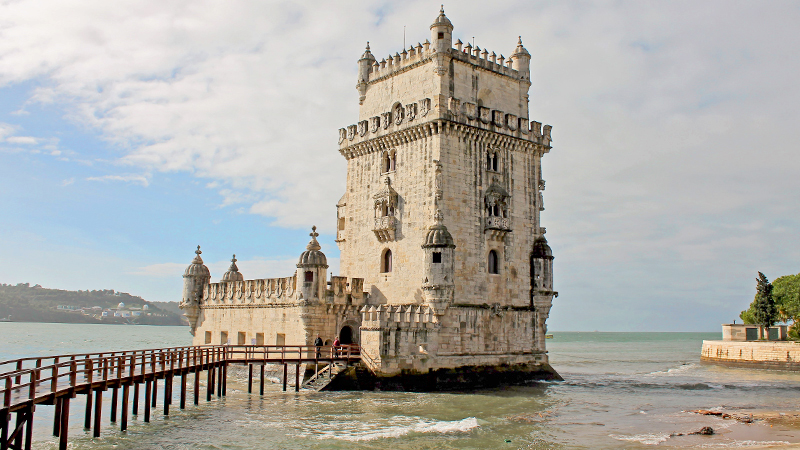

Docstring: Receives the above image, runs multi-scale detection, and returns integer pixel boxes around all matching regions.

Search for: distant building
[722,323,788,341]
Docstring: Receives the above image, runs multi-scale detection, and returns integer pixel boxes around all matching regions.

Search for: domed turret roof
[512,36,531,58]
[222,254,244,282]
[297,226,328,268]
[531,235,553,259]
[430,5,453,30]
[184,245,211,277]
[422,210,456,248]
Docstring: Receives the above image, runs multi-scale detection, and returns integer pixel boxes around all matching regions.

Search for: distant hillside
[0,283,187,326]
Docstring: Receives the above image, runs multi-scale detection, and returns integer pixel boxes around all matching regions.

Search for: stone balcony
[373,216,396,242]
[484,216,511,241]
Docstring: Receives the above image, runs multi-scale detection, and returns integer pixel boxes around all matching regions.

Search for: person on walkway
[333,336,341,358]
[314,334,323,359]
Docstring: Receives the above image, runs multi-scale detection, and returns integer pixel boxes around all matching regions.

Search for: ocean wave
[311,417,480,442]
[609,433,670,445]
[647,363,697,376]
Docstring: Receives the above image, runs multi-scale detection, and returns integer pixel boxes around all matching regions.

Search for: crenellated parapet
[360,304,440,331]
[203,276,298,306]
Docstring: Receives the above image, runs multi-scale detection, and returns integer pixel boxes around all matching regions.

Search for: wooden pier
[0,344,360,450]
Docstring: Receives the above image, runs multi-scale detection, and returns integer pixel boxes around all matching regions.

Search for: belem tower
[180,8,559,389]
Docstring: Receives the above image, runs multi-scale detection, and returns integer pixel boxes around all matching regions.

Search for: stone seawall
[701,340,800,370]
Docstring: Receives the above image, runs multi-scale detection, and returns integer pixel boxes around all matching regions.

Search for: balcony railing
[373,216,396,242]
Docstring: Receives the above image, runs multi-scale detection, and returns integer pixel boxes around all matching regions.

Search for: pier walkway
[0,344,361,450]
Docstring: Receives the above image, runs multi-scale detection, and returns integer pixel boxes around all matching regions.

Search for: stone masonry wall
[701,340,800,369]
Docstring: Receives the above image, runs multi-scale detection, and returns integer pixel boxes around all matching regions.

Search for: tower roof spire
[430,5,453,30]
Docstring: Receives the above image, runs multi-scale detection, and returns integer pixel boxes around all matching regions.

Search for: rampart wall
[701,340,800,370]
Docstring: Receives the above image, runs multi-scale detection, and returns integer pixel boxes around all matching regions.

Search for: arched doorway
[339,325,354,345]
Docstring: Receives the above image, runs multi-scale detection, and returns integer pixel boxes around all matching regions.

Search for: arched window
[382,249,393,273]
[382,150,397,173]
[488,250,499,274]
[390,150,396,171]
[487,151,499,172]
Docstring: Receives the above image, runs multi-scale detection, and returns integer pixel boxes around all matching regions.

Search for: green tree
[752,272,777,338]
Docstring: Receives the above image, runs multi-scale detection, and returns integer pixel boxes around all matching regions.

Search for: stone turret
[221,254,243,282]
[180,246,210,335]
[296,226,329,301]
[511,36,531,81]
[357,42,376,105]
[430,5,453,53]
[421,209,456,310]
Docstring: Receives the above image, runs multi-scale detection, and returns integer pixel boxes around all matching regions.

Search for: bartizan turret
[531,235,556,346]
[421,209,456,311]
[180,246,210,335]
[430,6,453,75]
[356,43,376,105]
[296,226,329,302]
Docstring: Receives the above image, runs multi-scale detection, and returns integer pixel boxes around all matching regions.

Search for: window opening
[382,249,393,273]
[305,271,314,282]
[432,252,442,263]
[488,250,499,274]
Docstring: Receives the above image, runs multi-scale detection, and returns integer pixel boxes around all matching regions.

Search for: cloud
[86,174,149,187]
[61,178,75,187]
[0,1,799,330]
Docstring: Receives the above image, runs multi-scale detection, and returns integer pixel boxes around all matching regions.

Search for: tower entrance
[339,325,354,345]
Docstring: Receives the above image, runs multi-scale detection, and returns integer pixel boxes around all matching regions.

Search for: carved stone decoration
[338,128,347,144]
[479,106,492,124]
[393,103,405,125]
[372,177,399,242]
[484,177,512,238]
[506,114,518,131]
[543,125,553,145]
[448,97,460,117]
[531,121,542,138]
[358,120,368,137]
[347,124,357,140]
[370,116,380,133]
[405,103,417,121]
[464,102,477,120]
[539,191,545,211]
[519,118,529,134]
[419,98,431,116]
[381,112,392,129]
[493,110,505,128]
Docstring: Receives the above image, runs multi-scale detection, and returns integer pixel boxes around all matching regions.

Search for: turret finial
[231,254,237,264]
[440,4,444,13]
[310,225,319,239]
[518,36,523,45]
[195,245,201,256]
[366,41,370,51]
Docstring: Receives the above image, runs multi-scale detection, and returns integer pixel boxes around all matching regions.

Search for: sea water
[1,323,799,449]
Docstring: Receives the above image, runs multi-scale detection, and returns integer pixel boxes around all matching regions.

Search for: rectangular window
[238,332,246,345]
[305,271,314,282]
[256,333,264,346]
[432,252,442,263]
[220,331,228,345]
[204,331,212,344]
[276,333,286,346]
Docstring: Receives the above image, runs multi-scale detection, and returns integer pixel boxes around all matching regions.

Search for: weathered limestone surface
[180,8,559,389]
[701,340,800,370]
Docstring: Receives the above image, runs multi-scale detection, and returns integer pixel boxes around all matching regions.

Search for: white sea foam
[315,417,480,442]
[647,363,697,376]
[698,440,793,448]
[610,433,671,445]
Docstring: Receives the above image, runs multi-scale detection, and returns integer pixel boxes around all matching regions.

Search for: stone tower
[180,246,210,336]
[337,8,558,385]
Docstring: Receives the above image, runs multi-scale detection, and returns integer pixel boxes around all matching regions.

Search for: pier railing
[0,344,360,450]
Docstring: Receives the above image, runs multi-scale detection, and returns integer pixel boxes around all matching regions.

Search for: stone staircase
[302,362,349,391]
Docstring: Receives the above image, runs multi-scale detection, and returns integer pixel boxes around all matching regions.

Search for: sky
[0,1,798,332]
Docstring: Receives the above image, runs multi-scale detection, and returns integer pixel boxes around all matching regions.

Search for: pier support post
[295,363,300,392]
[222,363,227,397]
[143,381,151,423]
[110,387,118,422]
[151,378,157,408]
[58,398,70,450]
[1,409,9,450]
[216,365,222,397]
[259,364,265,395]
[180,373,187,410]
[13,407,24,449]
[163,376,170,416]
[248,365,253,394]
[282,364,287,392]
[53,397,62,436]
[193,370,199,405]
[132,383,139,416]
[121,384,129,432]
[83,391,92,430]
[207,368,213,402]
[93,389,102,438]
[24,405,34,450]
